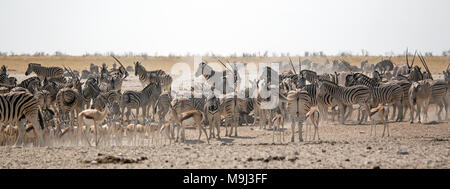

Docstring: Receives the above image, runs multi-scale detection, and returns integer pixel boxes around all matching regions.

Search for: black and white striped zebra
[299,83,337,122]
[299,70,332,84]
[204,95,222,139]
[279,89,312,142]
[345,73,404,122]
[134,61,172,92]
[0,92,46,146]
[317,80,371,124]
[121,82,161,124]
[153,92,172,126]
[195,61,235,95]
[82,77,101,109]
[25,63,64,81]
[56,87,84,127]
[0,65,7,75]
[149,70,172,92]
[428,80,449,121]
[0,75,17,88]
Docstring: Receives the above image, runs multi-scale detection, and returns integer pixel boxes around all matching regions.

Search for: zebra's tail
[37,110,45,130]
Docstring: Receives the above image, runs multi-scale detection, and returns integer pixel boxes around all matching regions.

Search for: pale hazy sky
[0,0,449,56]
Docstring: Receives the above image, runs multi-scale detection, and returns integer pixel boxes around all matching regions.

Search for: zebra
[409,80,432,123]
[219,95,240,137]
[25,63,64,81]
[428,80,449,121]
[345,73,404,122]
[149,71,172,93]
[0,65,7,75]
[317,80,371,124]
[299,70,333,84]
[35,90,51,110]
[195,61,235,95]
[0,76,17,88]
[153,92,172,127]
[204,95,222,139]
[10,87,30,93]
[81,77,101,109]
[56,87,84,127]
[121,82,161,124]
[47,76,67,84]
[134,61,172,92]
[41,78,64,112]
[279,89,312,142]
[388,80,412,120]
[0,92,46,146]
[374,59,394,74]
[297,79,337,123]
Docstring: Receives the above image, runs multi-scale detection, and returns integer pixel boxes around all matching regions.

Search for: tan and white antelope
[271,113,284,143]
[368,105,390,137]
[169,106,209,144]
[77,107,108,146]
[305,107,320,141]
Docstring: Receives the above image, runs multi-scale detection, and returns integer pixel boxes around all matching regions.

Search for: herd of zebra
[0,52,449,147]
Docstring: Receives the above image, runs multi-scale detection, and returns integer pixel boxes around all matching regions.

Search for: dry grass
[1,55,449,74]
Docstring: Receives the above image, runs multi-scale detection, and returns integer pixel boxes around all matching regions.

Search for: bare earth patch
[1,121,449,169]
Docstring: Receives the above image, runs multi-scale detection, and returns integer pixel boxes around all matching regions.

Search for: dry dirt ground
[1,120,449,169]
[0,56,449,169]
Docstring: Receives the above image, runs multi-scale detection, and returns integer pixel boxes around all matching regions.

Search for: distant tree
[54,51,64,56]
[361,49,369,56]
[141,53,148,59]
[263,51,269,57]
[339,52,352,56]
[424,52,433,56]
[442,50,450,56]
[304,51,310,57]
[33,52,46,56]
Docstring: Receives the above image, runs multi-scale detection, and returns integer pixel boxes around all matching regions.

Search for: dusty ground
[1,120,449,169]
[0,57,449,169]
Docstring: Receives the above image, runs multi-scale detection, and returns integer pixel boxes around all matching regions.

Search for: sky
[0,0,449,56]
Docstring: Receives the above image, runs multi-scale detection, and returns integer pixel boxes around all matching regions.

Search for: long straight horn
[411,50,417,67]
[288,57,297,74]
[419,52,432,79]
[405,48,410,68]
[298,57,301,72]
[216,58,233,73]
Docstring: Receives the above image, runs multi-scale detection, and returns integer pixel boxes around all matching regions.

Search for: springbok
[368,105,390,137]
[169,106,209,144]
[77,107,108,146]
